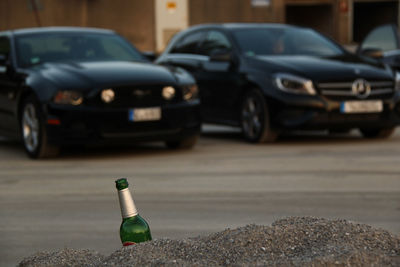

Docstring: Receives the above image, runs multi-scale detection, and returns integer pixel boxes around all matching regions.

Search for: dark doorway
[285,4,334,38]
[353,1,398,42]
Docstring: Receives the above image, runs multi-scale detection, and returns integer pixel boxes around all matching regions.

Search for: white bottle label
[118,188,138,218]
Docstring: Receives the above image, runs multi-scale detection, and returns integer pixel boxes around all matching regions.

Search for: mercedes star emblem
[352,79,371,99]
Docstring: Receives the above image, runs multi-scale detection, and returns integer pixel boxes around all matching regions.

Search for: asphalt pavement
[0,125,399,266]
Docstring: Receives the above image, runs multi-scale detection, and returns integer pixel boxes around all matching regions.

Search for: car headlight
[162,86,176,100]
[53,91,83,105]
[395,72,400,91]
[273,73,316,95]
[182,84,199,101]
[101,89,115,103]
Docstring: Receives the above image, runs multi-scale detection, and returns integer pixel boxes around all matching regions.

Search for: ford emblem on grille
[133,89,151,98]
[352,79,371,99]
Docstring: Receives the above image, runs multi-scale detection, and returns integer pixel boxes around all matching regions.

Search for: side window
[0,37,11,57]
[360,24,399,52]
[170,31,204,54]
[200,31,232,56]
[0,37,11,70]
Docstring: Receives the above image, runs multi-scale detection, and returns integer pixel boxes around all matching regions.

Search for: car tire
[240,90,278,143]
[165,135,199,149]
[359,127,396,139]
[20,95,60,159]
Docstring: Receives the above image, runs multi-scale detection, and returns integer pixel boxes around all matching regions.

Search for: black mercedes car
[0,27,201,158]
[157,24,400,142]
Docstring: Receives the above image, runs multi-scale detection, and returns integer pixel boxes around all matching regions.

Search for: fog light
[101,89,115,103]
[162,86,175,100]
[182,84,199,101]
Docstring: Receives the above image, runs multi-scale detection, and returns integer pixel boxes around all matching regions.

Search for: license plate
[129,107,161,121]
[340,100,383,113]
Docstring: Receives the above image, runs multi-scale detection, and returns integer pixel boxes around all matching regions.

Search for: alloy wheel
[242,96,262,139]
[22,103,40,152]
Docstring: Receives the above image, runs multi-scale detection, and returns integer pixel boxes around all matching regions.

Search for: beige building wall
[0,0,397,52]
[189,0,275,24]
[155,0,189,52]
[0,0,85,30]
[188,0,346,43]
[0,0,155,52]
[85,0,155,52]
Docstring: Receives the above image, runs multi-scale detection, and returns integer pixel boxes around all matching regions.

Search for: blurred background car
[357,24,400,71]
[0,27,201,158]
[156,23,400,143]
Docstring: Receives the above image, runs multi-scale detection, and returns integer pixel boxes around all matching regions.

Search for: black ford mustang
[157,24,400,142]
[0,27,201,158]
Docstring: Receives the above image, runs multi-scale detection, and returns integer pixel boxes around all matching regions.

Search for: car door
[0,35,20,135]
[359,24,399,53]
[196,30,241,125]
[358,24,400,70]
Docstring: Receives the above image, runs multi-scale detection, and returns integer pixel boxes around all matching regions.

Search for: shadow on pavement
[200,124,388,146]
[59,143,180,160]
[0,136,193,161]
[0,137,27,158]
[1,125,396,160]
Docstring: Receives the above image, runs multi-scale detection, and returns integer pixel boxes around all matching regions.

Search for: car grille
[90,85,181,108]
[317,80,394,101]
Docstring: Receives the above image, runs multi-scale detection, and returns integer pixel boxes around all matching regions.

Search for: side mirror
[359,48,384,59]
[142,51,157,62]
[209,49,233,62]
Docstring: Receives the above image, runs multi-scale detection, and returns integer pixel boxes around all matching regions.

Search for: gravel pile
[19,217,400,267]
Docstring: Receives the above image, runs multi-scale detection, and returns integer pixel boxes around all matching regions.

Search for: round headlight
[162,86,175,100]
[101,89,115,103]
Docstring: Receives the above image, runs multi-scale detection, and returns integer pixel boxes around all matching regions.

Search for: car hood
[31,61,184,90]
[249,55,393,82]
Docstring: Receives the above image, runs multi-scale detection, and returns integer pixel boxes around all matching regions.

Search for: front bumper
[44,100,201,145]
[270,92,400,130]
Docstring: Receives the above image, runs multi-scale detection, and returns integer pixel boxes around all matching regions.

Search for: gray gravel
[19,217,400,267]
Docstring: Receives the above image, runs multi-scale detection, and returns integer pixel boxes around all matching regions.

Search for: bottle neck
[118,188,138,219]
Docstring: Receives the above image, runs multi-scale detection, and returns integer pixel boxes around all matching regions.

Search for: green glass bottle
[115,178,152,246]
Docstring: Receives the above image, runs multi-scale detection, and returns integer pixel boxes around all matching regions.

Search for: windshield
[232,27,345,57]
[15,32,145,67]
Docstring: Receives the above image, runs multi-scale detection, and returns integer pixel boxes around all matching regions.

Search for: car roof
[6,26,115,36]
[186,23,300,31]
[169,23,303,45]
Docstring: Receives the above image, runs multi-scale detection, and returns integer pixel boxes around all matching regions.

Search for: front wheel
[165,135,199,149]
[240,90,278,143]
[359,127,396,139]
[20,95,60,159]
